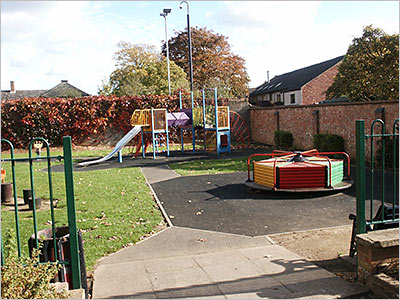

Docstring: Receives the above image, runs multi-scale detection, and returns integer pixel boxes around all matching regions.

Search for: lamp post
[179,1,193,93]
[160,8,172,95]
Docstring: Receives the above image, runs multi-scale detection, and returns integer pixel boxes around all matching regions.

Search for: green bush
[1,229,67,299]
[313,133,345,152]
[274,130,293,149]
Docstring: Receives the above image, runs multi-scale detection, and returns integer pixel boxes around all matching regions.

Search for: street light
[179,1,193,93]
[160,8,172,95]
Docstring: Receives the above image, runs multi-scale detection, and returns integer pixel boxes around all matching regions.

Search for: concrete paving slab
[193,250,249,268]
[154,285,225,299]
[144,256,198,274]
[93,261,153,299]
[200,259,265,282]
[149,267,212,291]
[93,227,369,299]
[273,267,338,293]
[217,276,290,299]
[96,227,273,265]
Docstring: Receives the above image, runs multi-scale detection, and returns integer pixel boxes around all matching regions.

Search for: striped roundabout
[245,149,353,192]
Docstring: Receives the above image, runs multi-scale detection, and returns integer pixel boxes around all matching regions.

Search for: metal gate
[355,118,399,234]
[1,136,81,289]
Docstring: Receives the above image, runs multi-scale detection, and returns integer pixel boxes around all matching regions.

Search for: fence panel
[1,136,81,289]
[355,119,399,234]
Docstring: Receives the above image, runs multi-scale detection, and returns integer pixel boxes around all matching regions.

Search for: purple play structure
[167,111,191,127]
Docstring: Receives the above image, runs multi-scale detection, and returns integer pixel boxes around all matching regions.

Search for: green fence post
[356,120,367,234]
[393,119,399,214]
[2,139,22,257]
[63,136,81,289]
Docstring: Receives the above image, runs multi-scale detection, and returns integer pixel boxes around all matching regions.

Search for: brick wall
[355,228,399,298]
[302,63,340,105]
[250,100,399,158]
[228,98,250,125]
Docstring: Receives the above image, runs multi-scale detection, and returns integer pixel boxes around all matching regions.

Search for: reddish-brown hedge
[1,91,230,149]
[1,94,179,148]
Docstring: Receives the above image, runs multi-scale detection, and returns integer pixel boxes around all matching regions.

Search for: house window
[290,94,295,104]
[276,94,281,103]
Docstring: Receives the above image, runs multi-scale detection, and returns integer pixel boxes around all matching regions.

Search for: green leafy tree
[163,26,250,98]
[99,42,189,96]
[326,25,399,102]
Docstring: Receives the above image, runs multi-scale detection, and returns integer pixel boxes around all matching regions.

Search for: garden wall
[250,101,399,158]
[227,98,250,126]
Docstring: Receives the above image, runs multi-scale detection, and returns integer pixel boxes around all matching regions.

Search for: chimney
[61,80,68,83]
[10,81,15,93]
[267,71,270,83]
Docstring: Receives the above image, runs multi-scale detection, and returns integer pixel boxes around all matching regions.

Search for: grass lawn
[1,149,164,273]
[169,156,250,176]
[169,150,353,177]
[1,143,192,160]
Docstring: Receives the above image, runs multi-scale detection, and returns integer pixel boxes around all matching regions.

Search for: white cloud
[1,1,398,94]
[1,1,164,94]
[205,1,324,86]
[206,1,398,87]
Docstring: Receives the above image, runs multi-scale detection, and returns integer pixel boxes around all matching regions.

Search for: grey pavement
[141,165,181,184]
[92,165,369,299]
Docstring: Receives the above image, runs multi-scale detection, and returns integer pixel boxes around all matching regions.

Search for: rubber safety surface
[151,171,364,236]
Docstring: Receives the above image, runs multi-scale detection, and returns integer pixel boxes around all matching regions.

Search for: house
[249,55,344,106]
[1,80,89,101]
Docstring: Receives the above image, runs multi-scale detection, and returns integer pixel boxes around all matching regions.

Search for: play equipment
[246,149,353,192]
[78,126,142,167]
[79,88,232,166]
[131,108,170,159]
[178,88,231,155]
[33,140,43,156]
[131,88,231,159]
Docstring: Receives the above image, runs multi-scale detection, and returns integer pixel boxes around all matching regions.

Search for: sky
[1,1,399,95]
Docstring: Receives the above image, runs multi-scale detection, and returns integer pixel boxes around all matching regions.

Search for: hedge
[313,133,345,153]
[274,130,293,150]
[1,91,229,149]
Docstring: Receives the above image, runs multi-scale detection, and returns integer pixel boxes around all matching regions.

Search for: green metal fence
[356,119,399,234]
[0,136,81,289]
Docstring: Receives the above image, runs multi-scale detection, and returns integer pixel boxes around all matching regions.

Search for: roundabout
[245,149,353,193]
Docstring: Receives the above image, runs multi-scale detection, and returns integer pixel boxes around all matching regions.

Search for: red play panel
[278,162,326,189]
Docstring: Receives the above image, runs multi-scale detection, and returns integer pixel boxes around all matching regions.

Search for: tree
[326,25,399,102]
[163,27,250,98]
[99,42,189,96]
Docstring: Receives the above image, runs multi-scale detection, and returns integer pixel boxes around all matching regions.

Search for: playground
[1,94,397,298]
[1,141,395,299]
[78,88,238,167]
[70,150,393,236]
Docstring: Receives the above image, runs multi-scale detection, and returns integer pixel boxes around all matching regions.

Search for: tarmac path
[150,170,367,236]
